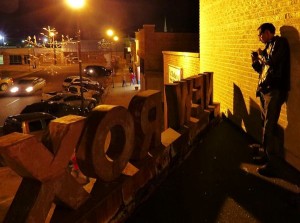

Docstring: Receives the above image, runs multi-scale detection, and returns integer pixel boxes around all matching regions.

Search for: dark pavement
[126,119,300,223]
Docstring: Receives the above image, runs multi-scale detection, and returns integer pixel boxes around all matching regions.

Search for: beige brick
[200,0,300,170]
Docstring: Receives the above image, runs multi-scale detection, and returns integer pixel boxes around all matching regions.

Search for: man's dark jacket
[252,35,290,95]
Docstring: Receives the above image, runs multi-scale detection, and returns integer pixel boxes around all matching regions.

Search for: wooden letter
[128,90,162,160]
[77,105,134,182]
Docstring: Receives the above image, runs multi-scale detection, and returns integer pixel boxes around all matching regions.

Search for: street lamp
[0,34,5,46]
[106,29,119,88]
[66,0,85,111]
[50,32,57,65]
[41,26,57,65]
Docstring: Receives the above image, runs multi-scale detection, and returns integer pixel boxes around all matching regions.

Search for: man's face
[258,29,272,43]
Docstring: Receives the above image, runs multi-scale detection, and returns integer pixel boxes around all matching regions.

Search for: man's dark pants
[259,89,287,164]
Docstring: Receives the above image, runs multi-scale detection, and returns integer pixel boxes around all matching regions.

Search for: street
[0,64,111,126]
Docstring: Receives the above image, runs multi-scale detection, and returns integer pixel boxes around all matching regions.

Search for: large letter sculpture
[76,105,134,182]
[128,90,162,160]
[0,115,89,223]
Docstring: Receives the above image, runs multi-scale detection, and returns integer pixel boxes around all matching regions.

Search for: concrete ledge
[47,108,215,222]
[0,96,219,222]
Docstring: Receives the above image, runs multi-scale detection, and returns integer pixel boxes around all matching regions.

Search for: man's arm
[252,61,262,73]
[269,37,290,66]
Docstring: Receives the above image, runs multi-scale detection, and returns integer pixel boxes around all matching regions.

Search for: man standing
[251,23,290,177]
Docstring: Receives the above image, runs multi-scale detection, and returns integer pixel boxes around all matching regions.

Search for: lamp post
[106,29,118,88]
[50,32,57,65]
[66,0,85,111]
[42,26,57,65]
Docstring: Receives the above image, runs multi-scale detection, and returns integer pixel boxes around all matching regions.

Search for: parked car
[44,84,103,104]
[71,81,104,91]
[62,76,99,89]
[21,101,84,117]
[0,76,14,91]
[83,65,112,77]
[1,112,56,167]
[71,57,79,63]
[9,77,46,95]
[2,112,56,137]
[66,85,103,103]
[43,93,97,112]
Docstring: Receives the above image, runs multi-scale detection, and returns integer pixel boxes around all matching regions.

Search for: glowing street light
[107,29,114,37]
[66,0,85,111]
[113,36,119,41]
[66,0,85,9]
[106,29,119,88]
[0,34,5,46]
[41,26,57,64]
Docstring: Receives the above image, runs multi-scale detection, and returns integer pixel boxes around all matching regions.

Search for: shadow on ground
[126,119,300,223]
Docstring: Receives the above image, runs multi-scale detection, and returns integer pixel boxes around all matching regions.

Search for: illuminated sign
[168,65,182,83]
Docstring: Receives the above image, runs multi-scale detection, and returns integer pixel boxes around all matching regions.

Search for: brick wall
[136,25,199,72]
[200,0,300,170]
[163,51,200,84]
[134,25,199,91]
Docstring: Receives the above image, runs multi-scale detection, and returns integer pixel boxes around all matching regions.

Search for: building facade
[133,24,199,93]
[0,40,124,67]
[136,1,300,171]
[199,0,300,171]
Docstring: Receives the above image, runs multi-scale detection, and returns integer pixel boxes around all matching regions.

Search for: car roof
[85,65,106,68]
[18,77,40,81]
[21,101,83,117]
[65,76,91,80]
[16,77,43,84]
[0,76,12,79]
[6,112,56,122]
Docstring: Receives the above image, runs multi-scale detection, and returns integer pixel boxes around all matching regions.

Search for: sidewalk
[0,64,80,77]
[0,64,46,79]
[126,119,300,223]
[103,82,140,108]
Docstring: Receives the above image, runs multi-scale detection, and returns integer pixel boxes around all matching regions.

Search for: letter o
[76,105,134,182]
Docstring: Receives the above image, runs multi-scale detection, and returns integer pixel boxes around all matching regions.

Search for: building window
[9,55,22,65]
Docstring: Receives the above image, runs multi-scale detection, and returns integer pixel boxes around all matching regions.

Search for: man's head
[258,23,276,43]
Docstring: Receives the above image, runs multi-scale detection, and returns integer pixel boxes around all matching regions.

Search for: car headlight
[10,86,19,93]
[26,86,34,92]
[88,69,94,74]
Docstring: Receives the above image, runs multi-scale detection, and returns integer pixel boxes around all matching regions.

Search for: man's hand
[251,51,259,62]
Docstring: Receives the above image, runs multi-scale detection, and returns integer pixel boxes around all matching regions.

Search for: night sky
[0,0,199,44]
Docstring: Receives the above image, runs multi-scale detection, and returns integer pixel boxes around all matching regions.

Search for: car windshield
[82,77,91,81]
[18,79,34,84]
[64,95,81,102]
[28,120,43,132]
[49,95,64,101]
[64,78,72,83]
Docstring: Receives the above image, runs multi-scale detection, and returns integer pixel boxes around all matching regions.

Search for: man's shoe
[257,163,279,177]
[249,143,264,156]
[249,144,267,164]
[253,155,268,165]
